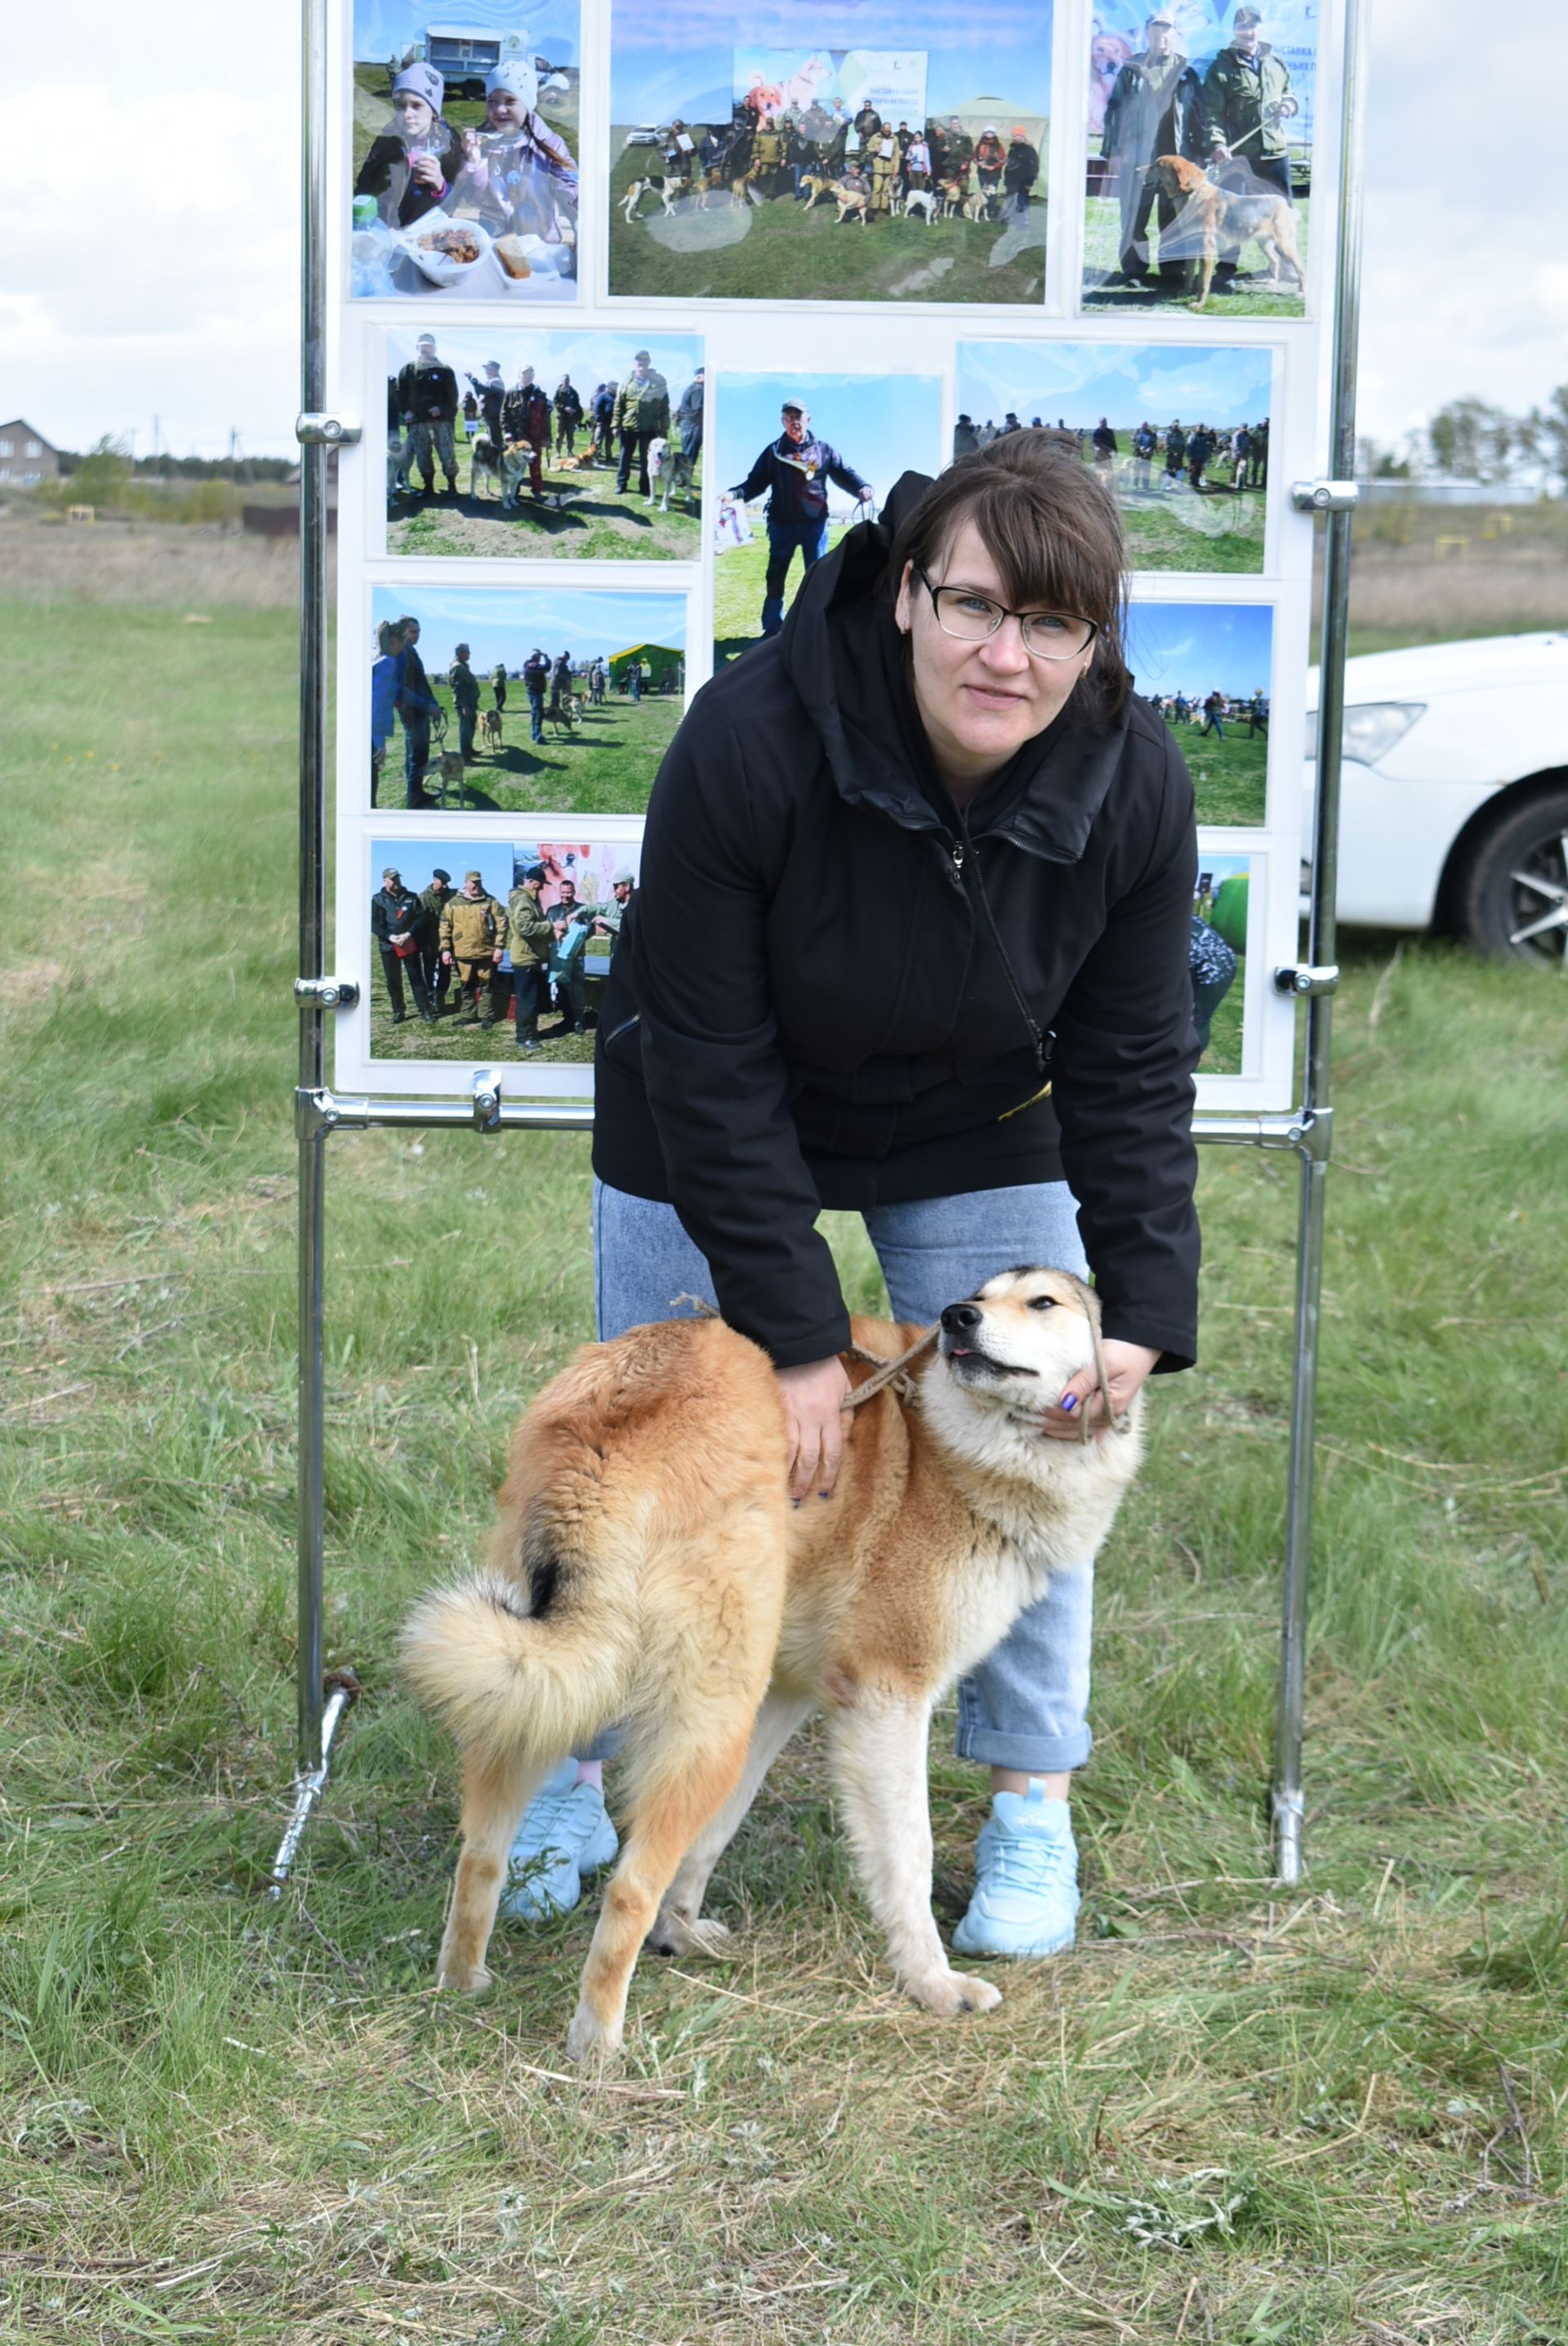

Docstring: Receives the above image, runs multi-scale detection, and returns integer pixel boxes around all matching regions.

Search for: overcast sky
[8,0,1560,461]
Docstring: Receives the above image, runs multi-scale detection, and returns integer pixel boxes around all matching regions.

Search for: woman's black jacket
[591,470,1200,1373]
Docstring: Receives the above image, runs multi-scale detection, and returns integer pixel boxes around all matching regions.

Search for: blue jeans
[527,689,544,744]
[401,712,430,803]
[762,519,829,635]
[586,1177,1097,1775]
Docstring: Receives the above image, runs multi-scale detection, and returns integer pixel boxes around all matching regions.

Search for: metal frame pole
[1267,0,1370,1884]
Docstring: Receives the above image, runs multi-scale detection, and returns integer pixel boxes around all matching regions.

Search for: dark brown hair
[886,433,1131,721]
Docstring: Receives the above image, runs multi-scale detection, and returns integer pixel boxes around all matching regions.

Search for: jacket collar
[777,469,1131,864]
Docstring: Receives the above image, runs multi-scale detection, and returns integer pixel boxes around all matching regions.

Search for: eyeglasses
[914,569,1099,662]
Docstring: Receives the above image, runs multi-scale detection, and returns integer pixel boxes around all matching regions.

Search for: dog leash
[670,1300,1125,1437]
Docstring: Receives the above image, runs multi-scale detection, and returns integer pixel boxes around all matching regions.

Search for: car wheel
[1455,786,1568,968]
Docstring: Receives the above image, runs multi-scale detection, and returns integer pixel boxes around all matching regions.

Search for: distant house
[0,420,60,488]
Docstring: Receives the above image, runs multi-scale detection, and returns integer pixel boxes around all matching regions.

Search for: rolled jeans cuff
[951,1700,1094,1776]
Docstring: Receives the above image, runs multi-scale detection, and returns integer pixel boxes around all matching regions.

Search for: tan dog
[402,1269,1143,2061]
[802,172,871,225]
[478,707,503,750]
[1147,153,1304,309]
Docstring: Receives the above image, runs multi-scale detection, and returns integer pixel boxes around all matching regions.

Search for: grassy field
[608,137,1047,306]
[388,442,702,564]
[1110,471,1265,575]
[3,574,1567,2342]
[368,970,596,1068]
[714,524,853,667]
[412,687,681,816]
[1083,194,1310,319]
[388,464,702,562]
[1169,711,1269,826]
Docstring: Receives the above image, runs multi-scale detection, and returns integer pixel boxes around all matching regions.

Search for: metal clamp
[1274,963,1339,999]
[1290,479,1359,514]
[294,975,359,1010]
[295,1086,345,1140]
[471,1069,503,1131]
[295,413,363,447]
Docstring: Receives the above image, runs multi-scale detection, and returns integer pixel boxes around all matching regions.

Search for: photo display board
[332,0,1343,1110]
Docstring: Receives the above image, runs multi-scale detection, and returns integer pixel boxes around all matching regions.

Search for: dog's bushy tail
[399,1447,643,1760]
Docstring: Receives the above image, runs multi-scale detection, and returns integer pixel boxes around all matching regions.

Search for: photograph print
[385,328,704,561]
[955,343,1272,575]
[351,0,581,302]
[1190,851,1253,1075]
[713,372,943,667]
[369,836,642,1067]
[1085,0,1316,318]
[368,584,688,820]
[1125,598,1273,825]
[608,0,1052,307]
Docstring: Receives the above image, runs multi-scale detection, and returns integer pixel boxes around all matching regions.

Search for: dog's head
[1147,153,1205,198]
[934,1266,1102,1415]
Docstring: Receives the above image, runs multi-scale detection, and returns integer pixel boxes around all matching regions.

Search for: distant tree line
[1361,386,1568,492]
[54,438,294,486]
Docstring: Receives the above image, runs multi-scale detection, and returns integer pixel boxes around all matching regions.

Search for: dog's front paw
[646,1910,733,1960]
[436,1958,493,1996]
[566,1999,624,2065]
[906,1967,1003,2018]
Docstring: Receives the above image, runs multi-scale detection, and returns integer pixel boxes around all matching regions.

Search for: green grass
[608,136,1047,306]
[369,973,596,1068]
[388,443,702,564]
[1083,192,1310,319]
[416,686,681,814]
[3,583,1567,2340]
[1169,710,1269,825]
[714,523,854,667]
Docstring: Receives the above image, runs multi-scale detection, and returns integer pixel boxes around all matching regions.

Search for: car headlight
[1303,702,1428,766]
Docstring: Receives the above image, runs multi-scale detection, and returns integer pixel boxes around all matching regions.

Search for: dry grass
[2,509,307,612]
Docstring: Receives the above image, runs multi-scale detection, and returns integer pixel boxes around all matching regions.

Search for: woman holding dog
[504,433,1199,1965]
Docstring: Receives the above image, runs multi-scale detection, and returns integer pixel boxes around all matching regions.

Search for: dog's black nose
[941,1302,982,1335]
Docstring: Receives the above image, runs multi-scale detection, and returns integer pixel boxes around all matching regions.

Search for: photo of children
[368,838,642,1065]
[368,586,687,818]
[954,343,1272,573]
[608,0,1051,306]
[713,372,942,667]
[1084,2,1316,318]
[1126,600,1273,825]
[385,330,703,560]
[1191,853,1251,1073]
[351,2,581,301]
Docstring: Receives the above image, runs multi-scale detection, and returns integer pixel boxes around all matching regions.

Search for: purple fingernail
[1061,1394,1077,1412]
[819,1490,831,1501]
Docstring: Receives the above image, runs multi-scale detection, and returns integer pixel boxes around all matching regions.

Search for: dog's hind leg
[437,1745,561,1995]
[647,1688,816,1957]
[827,1697,1003,2019]
[566,1722,755,2063]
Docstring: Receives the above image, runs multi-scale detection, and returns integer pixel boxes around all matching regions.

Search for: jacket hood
[776,468,1132,864]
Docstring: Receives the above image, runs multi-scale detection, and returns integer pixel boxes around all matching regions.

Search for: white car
[1303,632,1568,966]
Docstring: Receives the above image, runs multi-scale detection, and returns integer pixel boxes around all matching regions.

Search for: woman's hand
[1037,1340,1160,1443]
[775,1356,852,1502]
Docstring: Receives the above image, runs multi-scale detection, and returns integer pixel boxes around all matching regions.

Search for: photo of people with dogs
[1084,2,1316,317]
[368,585,688,819]
[368,836,642,1065]
[1125,599,1273,825]
[712,372,943,667]
[955,343,1272,576]
[351,1,581,301]
[608,0,1051,306]
[1190,852,1252,1073]
[385,329,704,560]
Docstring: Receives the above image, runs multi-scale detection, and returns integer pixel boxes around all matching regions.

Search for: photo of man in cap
[439,869,509,1029]
[416,867,454,1017]
[506,863,556,1055]
[1202,7,1300,290]
[612,350,670,499]
[394,334,460,499]
[1099,11,1205,283]
[727,397,873,637]
[371,866,435,1026]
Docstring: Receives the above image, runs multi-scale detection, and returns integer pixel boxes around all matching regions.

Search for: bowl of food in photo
[399,216,493,288]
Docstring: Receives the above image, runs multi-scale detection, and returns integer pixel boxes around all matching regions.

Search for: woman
[354,64,464,230]
[501,435,1200,1959]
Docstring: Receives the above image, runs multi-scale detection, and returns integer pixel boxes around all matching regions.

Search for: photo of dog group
[385,328,704,560]
[1125,599,1274,826]
[1085,0,1316,317]
[956,341,1272,575]
[368,583,688,819]
[711,371,944,667]
[350,0,582,301]
[368,837,641,1064]
[607,1,1052,306]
